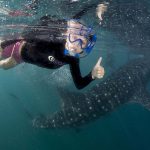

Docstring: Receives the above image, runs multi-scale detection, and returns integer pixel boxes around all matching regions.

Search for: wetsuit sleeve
[69,58,94,89]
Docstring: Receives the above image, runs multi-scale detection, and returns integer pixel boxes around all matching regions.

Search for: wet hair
[22,15,67,43]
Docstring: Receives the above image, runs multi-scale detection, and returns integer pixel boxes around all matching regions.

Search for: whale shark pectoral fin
[57,87,84,109]
[130,88,150,111]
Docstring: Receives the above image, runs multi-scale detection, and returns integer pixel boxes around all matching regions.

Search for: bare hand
[92,57,105,79]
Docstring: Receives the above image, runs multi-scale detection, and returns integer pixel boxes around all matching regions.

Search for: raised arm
[69,57,105,89]
[69,58,94,89]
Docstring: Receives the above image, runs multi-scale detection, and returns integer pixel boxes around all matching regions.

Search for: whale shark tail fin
[131,88,150,111]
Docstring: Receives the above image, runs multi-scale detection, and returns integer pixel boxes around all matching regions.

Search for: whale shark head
[33,57,150,129]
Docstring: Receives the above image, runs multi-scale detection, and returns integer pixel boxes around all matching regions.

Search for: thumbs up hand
[92,57,105,79]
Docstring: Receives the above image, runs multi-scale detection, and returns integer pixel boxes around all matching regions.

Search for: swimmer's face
[66,34,88,54]
[65,20,89,54]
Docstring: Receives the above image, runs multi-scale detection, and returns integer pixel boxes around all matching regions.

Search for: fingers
[96,66,105,78]
[92,57,105,79]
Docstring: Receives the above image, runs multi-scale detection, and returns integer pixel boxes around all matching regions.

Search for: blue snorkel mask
[64,23,97,58]
[64,34,97,58]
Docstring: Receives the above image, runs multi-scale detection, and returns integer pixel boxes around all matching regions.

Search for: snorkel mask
[64,23,97,58]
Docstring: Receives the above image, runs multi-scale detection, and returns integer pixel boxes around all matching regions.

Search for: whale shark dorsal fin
[130,88,150,111]
[57,87,84,109]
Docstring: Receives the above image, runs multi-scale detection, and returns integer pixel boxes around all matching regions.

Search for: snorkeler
[0,18,104,89]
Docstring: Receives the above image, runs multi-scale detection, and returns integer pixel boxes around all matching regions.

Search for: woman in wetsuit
[0,19,104,89]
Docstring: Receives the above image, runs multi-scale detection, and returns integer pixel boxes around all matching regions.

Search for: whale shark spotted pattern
[33,57,150,129]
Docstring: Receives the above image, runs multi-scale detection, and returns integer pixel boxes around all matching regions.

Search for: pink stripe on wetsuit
[1,41,23,63]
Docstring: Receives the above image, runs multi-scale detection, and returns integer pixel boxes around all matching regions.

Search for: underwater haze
[0,0,150,150]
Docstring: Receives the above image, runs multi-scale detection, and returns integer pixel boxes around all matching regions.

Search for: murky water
[0,0,150,150]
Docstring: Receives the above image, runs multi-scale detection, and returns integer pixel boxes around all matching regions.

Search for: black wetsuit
[21,40,94,89]
[1,15,94,89]
[1,39,94,89]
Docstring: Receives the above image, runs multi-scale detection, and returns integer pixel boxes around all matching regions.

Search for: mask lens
[68,34,84,49]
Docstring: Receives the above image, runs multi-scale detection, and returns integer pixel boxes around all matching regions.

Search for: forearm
[69,60,94,89]
[73,71,94,90]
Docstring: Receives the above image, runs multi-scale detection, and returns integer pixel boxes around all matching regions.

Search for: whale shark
[33,57,150,129]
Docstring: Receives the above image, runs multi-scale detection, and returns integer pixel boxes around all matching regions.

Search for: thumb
[95,57,102,67]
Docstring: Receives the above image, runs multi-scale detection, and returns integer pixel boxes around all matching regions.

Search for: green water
[0,0,150,150]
